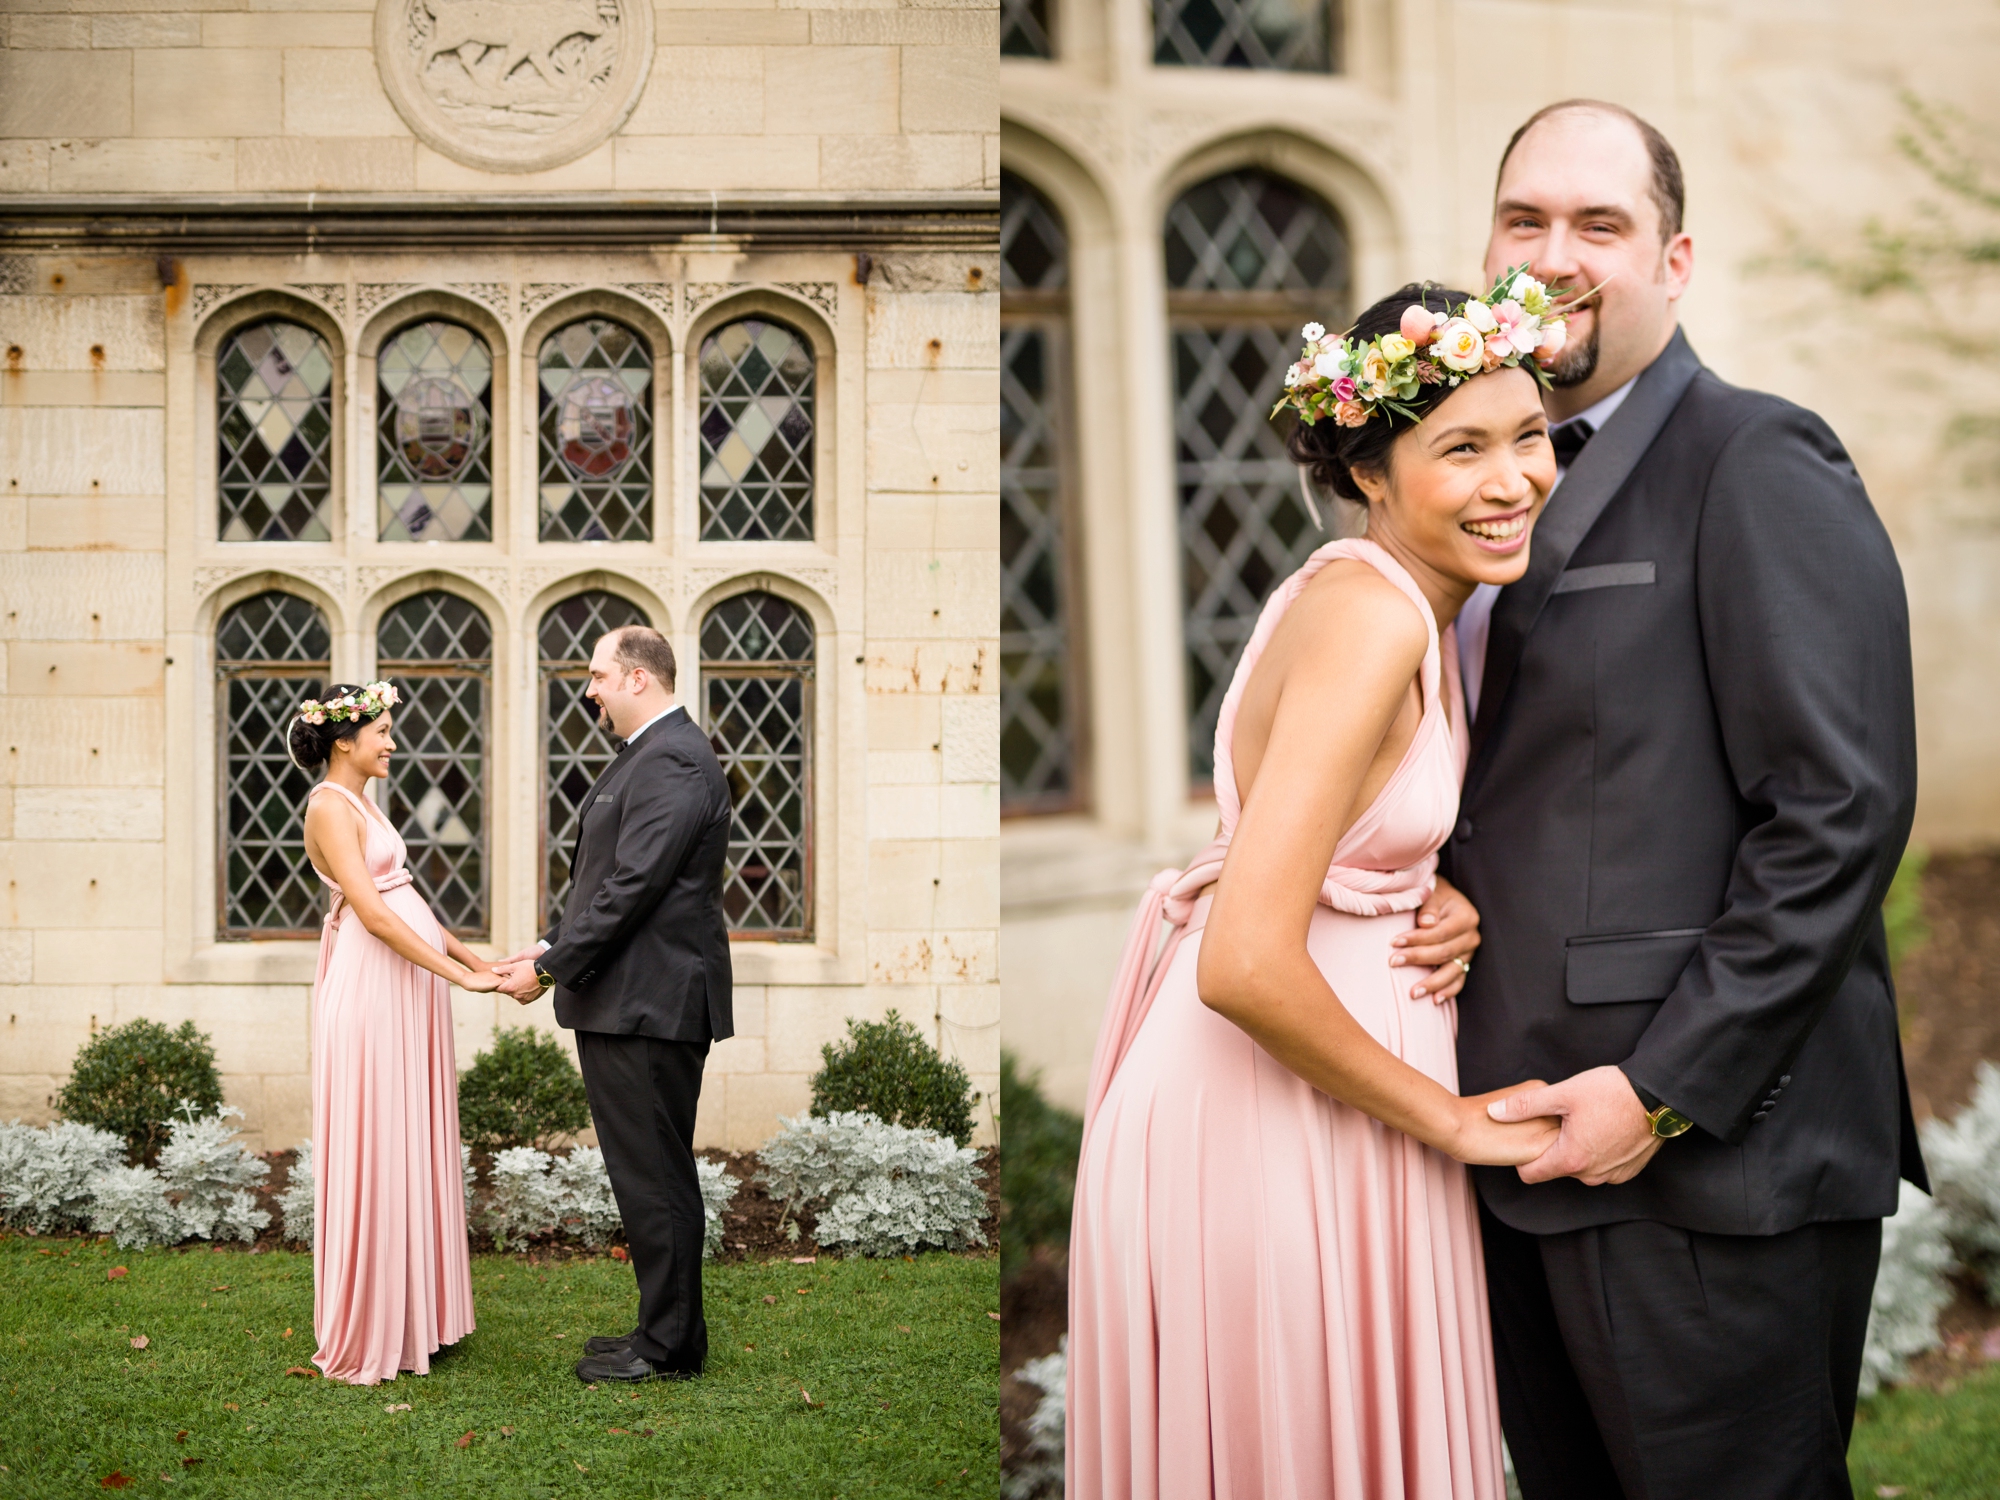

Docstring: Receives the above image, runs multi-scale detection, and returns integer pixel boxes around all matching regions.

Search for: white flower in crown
[1301,321,1325,342]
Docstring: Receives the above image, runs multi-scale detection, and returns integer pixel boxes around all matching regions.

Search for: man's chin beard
[1545,317,1601,389]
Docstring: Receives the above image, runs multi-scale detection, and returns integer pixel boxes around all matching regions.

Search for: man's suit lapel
[567,738,634,878]
[1466,329,1704,795]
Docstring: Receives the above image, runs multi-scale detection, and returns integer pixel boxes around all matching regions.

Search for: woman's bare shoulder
[1279,558,1429,670]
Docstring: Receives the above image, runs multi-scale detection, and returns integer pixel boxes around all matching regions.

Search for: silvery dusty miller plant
[757,1111,988,1257]
[157,1104,270,1243]
[698,1159,739,1259]
[483,1144,740,1258]
[1003,1337,1066,1500]
[86,1163,185,1250]
[0,1120,125,1233]
[1921,1058,2000,1300]
[279,1141,315,1246]
[1859,1179,1956,1397]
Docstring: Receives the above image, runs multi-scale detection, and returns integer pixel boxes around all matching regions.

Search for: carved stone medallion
[376,0,654,174]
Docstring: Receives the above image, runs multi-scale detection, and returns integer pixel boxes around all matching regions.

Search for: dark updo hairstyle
[286,684,390,773]
[1284,282,1482,503]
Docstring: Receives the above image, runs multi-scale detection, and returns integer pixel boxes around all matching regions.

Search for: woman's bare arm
[440,930,492,975]
[1195,568,1557,1167]
[304,795,496,991]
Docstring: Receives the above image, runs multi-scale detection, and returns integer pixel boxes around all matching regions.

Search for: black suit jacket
[541,708,734,1043]
[1446,329,1925,1236]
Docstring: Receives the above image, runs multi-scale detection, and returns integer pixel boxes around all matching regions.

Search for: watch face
[1653,1108,1693,1139]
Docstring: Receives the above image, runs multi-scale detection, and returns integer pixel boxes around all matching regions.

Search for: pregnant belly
[1303,903,1458,1089]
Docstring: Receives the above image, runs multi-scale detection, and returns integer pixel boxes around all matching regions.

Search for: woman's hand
[1443,1083,1561,1166]
[1390,874,1481,1002]
[454,968,503,993]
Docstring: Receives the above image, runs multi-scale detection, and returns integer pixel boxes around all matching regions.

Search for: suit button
[1752,1111,1770,1122]
[1454,816,1475,843]
[1779,1075,1791,1086]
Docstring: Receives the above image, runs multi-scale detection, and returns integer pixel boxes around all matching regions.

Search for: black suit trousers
[574,1030,710,1372]
[1480,1200,1879,1500]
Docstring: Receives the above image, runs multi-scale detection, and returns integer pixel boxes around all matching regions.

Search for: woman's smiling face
[1352,365,1556,590]
[336,713,396,779]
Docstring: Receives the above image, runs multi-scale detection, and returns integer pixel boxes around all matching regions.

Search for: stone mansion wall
[0,0,1001,1151]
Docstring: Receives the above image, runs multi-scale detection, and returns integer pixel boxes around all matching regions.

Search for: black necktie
[1550,418,1595,468]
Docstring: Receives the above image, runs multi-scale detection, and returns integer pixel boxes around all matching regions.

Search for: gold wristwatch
[533,962,557,992]
[1644,1103,1694,1139]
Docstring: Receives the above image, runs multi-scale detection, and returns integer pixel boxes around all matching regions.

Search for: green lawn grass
[0,1236,998,1499]
[1850,1365,2000,1499]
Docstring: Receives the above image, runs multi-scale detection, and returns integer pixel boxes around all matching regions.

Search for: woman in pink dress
[292,681,496,1385]
[1069,278,1571,1497]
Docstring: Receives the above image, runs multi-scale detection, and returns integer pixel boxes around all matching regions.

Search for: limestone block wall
[0,0,998,197]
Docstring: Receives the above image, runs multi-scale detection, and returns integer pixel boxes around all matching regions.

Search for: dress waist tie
[314,870,415,997]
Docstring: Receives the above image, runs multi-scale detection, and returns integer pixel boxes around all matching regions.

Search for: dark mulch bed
[102,1143,1001,1267]
[1897,848,2000,1124]
[1000,1248,1069,1474]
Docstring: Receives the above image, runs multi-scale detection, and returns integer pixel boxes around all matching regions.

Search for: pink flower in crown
[1481,337,1509,371]
[1331,375,1357,402]
[1333,400,1369,427]
[1537,319,1568,358]
[1399,304,1437,345]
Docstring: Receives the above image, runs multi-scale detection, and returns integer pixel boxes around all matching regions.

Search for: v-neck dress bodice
[1067,540,1503,1500]
[305,780,474,1385]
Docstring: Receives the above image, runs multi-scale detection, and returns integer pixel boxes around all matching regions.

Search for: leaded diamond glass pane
[1153,0,1335,71]
[1002,171,1069,292]
[377,320,494,543]
[1166,170,1348,782]
[702,592,812,938]
[217,321,334,543]
[538,319,655,542]
[539,590,650,927]
[1001,324,1077,811]
[699,319,815,541]
[1002,0,1052,57]
[1165,169,1349,293]
[378,591,490,936]
[217,591,329,937]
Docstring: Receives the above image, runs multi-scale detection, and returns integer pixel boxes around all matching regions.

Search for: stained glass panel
[698,319,815,541]
[538,319,654,542]
[701,592,813,938]
[218,592,328,937]
[217,321,335,543]
[1153,0,1336,72]
[1166,170,1348,781]
[540,590,651,927]
[378,591,490,936]
[1000,172,1081,814]
[377,320,494,543]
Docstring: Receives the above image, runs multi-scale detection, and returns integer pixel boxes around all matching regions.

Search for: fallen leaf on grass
[1876,1489,1904,1498]
[455,1431,473,1449]
[181,1458,201,1469]
[799,1388,821,1408]
[794,1288,810,1296]
[762,1295,777,1305]
[642,1428,654,1437]
[99,1472,133,1489]
[384,1403,411,1413]
[222,1404,238,1412]
[130,1335,149,1349]
[610,1247,629,1262]
[573,1462,589,1473]
[284,1367,318,1379]
[106,1267,128,1281]
[498,1426,514,1437]
[174,1432,187,1444]
[282,1328,292,1339]
[790,1256,817,1264]
[210,1286,230,1293]
[897,1326,911,1334]
[986,1312,1001,1321]
[606,1428,628,1436]
[743,1344,755,1352]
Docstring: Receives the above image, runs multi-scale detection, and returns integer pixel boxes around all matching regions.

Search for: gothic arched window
[377,591,491,936]
[217,591,329,936]
[217,321,335,542]
[701,592,814,938]
[538,318,655,542]
[1000,172,1083,814]
[539,589,651,926]
[377,320,494,543]
[1165,168,1349,781]
[1153,0,1336,71]
[698,318,815,541]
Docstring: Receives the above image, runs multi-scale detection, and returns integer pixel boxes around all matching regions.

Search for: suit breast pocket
[1553,561,1655,595]
[1565,928,1704,1004]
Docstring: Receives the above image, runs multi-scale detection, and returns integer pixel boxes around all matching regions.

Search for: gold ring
[1453,957,1472,976]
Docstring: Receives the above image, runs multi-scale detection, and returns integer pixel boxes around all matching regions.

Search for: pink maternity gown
[307,780,474,1385]
[1067,539,1505,1499]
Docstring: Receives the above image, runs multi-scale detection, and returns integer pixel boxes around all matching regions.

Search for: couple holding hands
[1067,101,1923,1500]
[291,623,731,1389]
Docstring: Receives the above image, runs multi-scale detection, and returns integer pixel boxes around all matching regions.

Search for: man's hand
[1487,1065,1665,1186]
[494,960,547,1006]
[1391,873,1482,1002]
[495,944,546,967]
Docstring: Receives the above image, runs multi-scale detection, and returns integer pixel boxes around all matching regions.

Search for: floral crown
[1272,264,1572,430]
[295,681,400,727]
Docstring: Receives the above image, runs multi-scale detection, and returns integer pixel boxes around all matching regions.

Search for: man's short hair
[604,625,677,691]
[1497,99,1685,241]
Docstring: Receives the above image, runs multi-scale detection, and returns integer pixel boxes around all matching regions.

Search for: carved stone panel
[376,0,656,175]
[192,284,254,322]
[290,283,349,319]
[448,282,510,316]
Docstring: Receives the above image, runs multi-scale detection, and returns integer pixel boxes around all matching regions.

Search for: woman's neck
[1364,525,1476,631]
[325,759,373,801]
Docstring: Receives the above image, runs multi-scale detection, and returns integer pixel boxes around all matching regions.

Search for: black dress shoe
[583,1332,635,1356]
[574,1349,695,1384]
